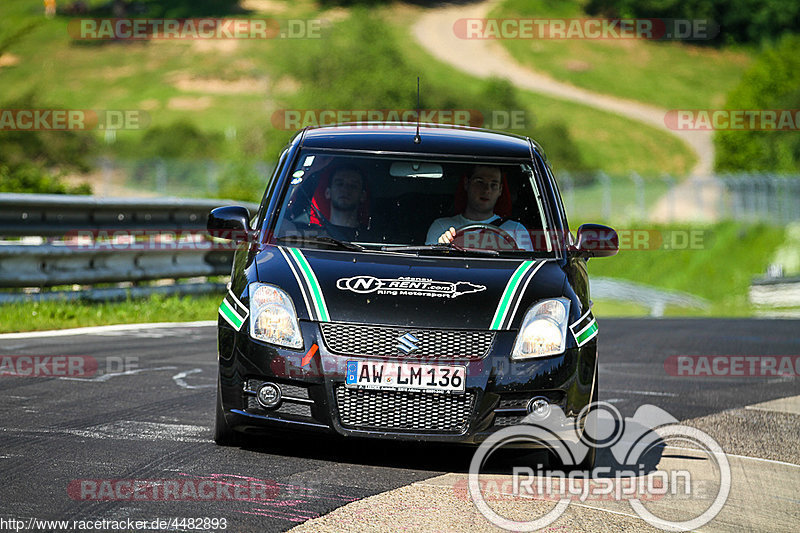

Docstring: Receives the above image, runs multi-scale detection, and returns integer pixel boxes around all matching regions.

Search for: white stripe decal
[279,246,315,320]
[504,260,545,328]
[226,288,248,315]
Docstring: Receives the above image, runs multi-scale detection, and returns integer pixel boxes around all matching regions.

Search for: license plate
[345,361,466,394]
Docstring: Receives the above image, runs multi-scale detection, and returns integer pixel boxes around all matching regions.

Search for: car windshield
[268,151,554,256]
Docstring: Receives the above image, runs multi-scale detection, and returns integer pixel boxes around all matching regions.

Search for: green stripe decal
[219,299,244,329]
[288,247,330,322]
[575,320,598,345]
[490,260,536,330]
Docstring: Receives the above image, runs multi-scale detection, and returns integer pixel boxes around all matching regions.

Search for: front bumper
[217,319,596,445]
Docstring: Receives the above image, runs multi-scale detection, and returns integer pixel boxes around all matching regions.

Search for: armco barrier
[0,193,258,300]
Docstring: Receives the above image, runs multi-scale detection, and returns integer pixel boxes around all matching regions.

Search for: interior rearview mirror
[389,161,444,179]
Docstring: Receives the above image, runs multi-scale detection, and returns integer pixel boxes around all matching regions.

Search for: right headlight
[511,298,570,360]
[248,283,303,349]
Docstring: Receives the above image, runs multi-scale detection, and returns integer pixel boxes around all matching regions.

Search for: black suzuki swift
[209,123,618,451]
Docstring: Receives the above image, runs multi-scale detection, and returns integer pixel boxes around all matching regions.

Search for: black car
[208,123,618,455]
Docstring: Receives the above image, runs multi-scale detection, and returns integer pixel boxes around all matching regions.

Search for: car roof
[299,122,537,160]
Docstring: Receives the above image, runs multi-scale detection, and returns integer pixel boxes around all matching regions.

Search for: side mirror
[573,223,618,258]
[207,206,252,241]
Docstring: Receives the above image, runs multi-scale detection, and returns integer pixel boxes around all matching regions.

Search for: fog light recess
[526,397,551,419]
[257,383,282,409]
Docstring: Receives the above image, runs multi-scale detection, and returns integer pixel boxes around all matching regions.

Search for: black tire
[213,379,240,446]
[576,371,599,472]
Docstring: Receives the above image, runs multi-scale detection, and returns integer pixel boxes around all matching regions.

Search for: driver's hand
[438,226,457,244]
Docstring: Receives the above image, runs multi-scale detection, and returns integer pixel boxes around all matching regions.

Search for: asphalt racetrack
[0,319,798,532]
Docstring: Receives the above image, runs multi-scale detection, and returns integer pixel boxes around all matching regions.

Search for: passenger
[426,165,533,251]
[318,164,371,241]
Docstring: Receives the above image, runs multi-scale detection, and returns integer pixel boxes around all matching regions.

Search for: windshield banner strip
[570,311,598,346]
[287,247,330,322]
[490,260,542,330]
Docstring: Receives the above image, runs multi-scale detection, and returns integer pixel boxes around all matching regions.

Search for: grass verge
[0,293,220,333]
[586,221,786,316]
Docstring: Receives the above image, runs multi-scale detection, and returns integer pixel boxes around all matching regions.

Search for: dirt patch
[139,99,160,111]
[192,39,239,54]
[241,0,288,13]
[0,53,20,68]
[273,75,301,94]
[101,65,137,80]
[169,72,269,94]
[167,96,212,111]
[565,59,591,72]
[320,7,349,23]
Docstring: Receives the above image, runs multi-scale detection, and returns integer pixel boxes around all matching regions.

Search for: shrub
[714,34,800,172]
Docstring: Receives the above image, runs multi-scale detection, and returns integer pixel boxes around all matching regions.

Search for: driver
[426,165,533,251]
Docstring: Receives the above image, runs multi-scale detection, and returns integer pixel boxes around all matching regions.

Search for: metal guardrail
[590,277,710,317]
[749,276,800,308]
[0,193,256,236]
[0,193,259,299]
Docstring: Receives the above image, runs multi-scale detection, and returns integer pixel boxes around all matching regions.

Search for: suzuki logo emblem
[397,333,420,355]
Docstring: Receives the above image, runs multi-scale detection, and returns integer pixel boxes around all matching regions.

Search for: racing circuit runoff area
[0,318,798,532]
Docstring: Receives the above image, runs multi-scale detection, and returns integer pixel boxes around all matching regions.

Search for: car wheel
[576,371,599,472]
[214,378,240,446]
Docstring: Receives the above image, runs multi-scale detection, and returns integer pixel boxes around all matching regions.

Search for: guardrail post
[662,175,675,222]
[630,172,644,220]
[598,171,611,221]
[560,171,575,215]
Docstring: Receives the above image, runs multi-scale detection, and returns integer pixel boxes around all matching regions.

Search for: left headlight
[249,283,303,349]
[511,298,571,360]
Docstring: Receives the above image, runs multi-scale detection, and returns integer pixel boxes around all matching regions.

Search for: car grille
[335,385,475,433]
[320,323,494,360]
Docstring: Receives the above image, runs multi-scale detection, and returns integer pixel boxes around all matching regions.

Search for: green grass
[587,222,786,316]
[1,0,696,177]
[384,7,694,176]
[0,293,220,333]
[491,0,754,109]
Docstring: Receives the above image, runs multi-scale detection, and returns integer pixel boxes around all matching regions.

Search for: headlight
[511,298,570,360]
[249,283,303,349]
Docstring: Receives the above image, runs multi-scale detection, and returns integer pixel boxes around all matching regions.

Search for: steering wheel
[453,223,520,251]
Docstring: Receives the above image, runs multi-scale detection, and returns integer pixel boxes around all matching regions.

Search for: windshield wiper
[277,235,366,252]
[381,243,499,256]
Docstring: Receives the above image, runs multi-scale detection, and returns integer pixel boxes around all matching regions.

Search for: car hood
[256,247,566,330]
